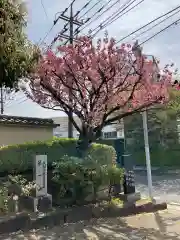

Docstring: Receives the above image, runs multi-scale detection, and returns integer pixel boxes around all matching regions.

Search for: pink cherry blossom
[24,36,174,140]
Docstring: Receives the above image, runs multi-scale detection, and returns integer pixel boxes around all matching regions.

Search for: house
[0,115,59,146]
[52,116,124,139]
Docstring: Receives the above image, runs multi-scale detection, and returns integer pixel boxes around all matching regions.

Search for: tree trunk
[76,124,102,158]
[77,135,92,158]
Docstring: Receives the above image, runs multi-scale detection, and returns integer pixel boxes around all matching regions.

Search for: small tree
[0,0,40,89]
[124,88,180,152]
[24,35,173,152]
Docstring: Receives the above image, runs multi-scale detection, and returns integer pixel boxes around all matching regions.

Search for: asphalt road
[135,170,180,203]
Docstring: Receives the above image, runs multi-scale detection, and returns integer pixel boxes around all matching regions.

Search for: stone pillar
[122,153,136,194]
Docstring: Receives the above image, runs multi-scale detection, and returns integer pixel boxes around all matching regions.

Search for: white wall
[54,124,124,139]
[103,125,124,139]
[53,130,79,138]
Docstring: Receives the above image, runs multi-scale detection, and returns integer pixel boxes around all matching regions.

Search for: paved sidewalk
[1,205,180,239]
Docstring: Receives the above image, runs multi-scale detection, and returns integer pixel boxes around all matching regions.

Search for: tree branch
[104,98,162,126]
[39,78,84,121]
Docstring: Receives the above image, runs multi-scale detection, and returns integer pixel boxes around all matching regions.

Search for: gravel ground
[135,170,180,203]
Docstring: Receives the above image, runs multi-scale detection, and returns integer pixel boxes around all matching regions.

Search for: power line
[116,5,180,43]
[50,0,94,47]
[98,0,144,30]
[90,0,134,35]
[37,0,78,46]
[50,2,84,138]
[79,0,104,19]
[51,5,83,48]
[60,0,104,40]
[0,88,17,114]
[74,0,94,17]
[5,95,31,108]
[74,0,121,35]
[139,17,180,46]
[16,98,28,104]
[67,0,77,11]
[92,0,145,38]
[41,0,49,20]
[37,25,55,47]
[131,8,180,41]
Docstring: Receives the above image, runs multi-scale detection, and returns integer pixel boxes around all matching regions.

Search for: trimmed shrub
[0,138,116,173]
[52,155,124,203]
[134,148,180,167]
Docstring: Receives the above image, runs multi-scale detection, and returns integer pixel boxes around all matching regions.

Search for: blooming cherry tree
[24,35,172,149]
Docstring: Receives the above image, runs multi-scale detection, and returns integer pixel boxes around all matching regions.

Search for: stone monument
[33,155,52,212]
[119,153,141,206]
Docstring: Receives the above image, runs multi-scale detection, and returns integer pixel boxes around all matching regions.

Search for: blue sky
[4,0,180,118]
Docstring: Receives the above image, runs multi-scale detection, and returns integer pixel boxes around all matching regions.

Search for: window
[103,131,117,139]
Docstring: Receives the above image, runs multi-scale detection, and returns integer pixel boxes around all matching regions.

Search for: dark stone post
[122,153,135,194]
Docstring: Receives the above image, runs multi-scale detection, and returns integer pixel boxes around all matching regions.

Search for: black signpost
[123,170,135,194]
[122,153,135,195]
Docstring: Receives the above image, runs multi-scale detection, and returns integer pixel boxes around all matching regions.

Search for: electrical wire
[37,25,55,46]
[139,17,180,46]
[90,0,134,35]
[0,89,18,112]
[37,0,78,46]
[5,97,29,108]
[131,8,180,41]
[116,5,180,43]
[79,0,104,19]
[50,0,95,46]
[50,0,110,46]
[92,0,145,37]
[41,0,49,20]
[74,0,121,35]
[74,0,94,17]
[104,0,143,28]
[67,0,77,10]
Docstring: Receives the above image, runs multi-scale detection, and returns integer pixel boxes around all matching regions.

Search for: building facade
[0,115,59,146]
[52,116,124,139]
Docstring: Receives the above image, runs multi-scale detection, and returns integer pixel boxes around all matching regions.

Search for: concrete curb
[0,202,167,235]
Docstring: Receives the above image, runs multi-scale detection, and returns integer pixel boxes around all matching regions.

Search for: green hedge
[134,149,180,167]
[0,137,116,173]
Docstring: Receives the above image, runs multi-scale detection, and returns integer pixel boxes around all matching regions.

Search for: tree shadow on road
[87,216,180,240]
[154,211,167,233]
[1,214,180,240]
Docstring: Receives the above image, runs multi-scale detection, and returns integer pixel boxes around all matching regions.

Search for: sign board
[124,170,135,194]
[34,155,47,197]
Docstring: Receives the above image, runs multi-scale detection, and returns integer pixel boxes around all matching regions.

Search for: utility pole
[56,2,83,138]
[132,41,154,200]
[0,87,4,114]
[142,109,153,200]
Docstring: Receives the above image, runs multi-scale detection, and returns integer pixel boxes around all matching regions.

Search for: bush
[134,149,180,167]
[52,155,124,203]
[8,175,36,197]
[0,138,116,173]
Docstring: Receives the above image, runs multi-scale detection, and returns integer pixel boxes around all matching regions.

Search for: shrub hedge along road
[0,138,117,173]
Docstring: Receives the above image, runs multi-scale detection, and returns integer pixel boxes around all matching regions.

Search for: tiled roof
[0,115,59,127]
